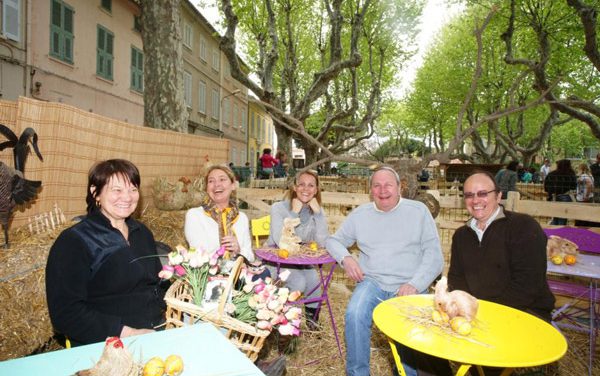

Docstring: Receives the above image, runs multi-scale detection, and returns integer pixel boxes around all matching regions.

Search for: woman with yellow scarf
[184,165,255,262]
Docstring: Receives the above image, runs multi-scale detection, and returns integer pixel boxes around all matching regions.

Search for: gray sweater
[326,199,443,292]
[266,200,329,247]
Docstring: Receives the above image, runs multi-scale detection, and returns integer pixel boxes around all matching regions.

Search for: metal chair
[251,215,271,248]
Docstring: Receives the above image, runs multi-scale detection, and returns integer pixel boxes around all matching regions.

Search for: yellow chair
[251,215,271,248]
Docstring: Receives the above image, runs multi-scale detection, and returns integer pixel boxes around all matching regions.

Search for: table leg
[318,264,343,357]
[589,280,596,376]
[388,339,407,376]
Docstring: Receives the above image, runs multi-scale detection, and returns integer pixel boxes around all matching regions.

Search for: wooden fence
[0,97,229,229]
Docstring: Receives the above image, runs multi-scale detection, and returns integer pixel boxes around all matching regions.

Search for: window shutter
[3,0,21,41]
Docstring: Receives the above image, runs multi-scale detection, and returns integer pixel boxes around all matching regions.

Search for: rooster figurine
[76,337,137,376]
[0,124,43,248]
[433,276,478,321]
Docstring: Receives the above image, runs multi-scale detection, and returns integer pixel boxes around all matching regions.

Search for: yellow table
[373,295,567,376]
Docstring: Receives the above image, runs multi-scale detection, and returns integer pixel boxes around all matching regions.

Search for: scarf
[201,197,240,243]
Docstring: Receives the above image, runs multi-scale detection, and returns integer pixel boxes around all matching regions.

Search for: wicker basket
[164,257,270,362]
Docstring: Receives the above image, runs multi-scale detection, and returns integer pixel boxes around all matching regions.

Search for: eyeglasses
[463,189,497,200]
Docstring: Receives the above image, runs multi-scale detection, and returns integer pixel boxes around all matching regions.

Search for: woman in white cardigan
[184,165,254,262]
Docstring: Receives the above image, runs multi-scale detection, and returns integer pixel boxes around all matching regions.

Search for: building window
[130,46,143,92]
[96,25,114,80]
[232,147,237,165]
[250,112,255,137]
[50,0,74,63]
[212,49,220,71]
[183,22,192,49]
[133,15,142,33]
[223,98,230,125]
[184,71,192,108]
[211,88,219,120]
[199,36,207,61]
[198,80,206,114]
[3,0,20,42]
[101,0,111,12]
[232,104,237,127]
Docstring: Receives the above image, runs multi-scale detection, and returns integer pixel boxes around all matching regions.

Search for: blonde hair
[579,163,591,175]
[204,164,237,200]
[286,170,322,206]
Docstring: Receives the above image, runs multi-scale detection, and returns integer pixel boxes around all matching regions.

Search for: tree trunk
[139,0,187,132]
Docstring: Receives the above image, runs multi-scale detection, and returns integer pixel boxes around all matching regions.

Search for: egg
[164,354,184,376]
[450,317,472,336]
[143,357,165,376]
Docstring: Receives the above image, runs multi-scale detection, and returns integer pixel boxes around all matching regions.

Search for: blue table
[0,323,265,375]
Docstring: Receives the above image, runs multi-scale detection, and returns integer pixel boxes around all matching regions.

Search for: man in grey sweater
[326,166,444,376]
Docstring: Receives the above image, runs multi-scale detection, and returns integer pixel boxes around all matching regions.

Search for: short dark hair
[86,159,140,214]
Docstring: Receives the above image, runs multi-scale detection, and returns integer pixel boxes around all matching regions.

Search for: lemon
[164,354,184,376]
[309,242,318,251]
[143,356,165,376]
[450,317,472,336]
[278,249,289,259]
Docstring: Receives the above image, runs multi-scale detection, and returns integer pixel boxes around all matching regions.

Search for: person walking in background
[576,163,594,203]
[544,159,577,225]
[259,148,279,179]
[591,153,600,195]
[494,161,519,199]
[326,166,444,376]
[540,158,551,181]
[521,167,533,183]
[274,151,288,178]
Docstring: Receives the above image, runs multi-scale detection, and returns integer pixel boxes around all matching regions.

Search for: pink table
[544,227,600,376]
[255,248,343,357]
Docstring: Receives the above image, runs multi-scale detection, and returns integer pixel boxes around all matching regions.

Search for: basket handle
[217,256,245,317]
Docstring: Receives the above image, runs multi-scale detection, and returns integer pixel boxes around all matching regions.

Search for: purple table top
[255,247,336,266]
[543,227,600,254]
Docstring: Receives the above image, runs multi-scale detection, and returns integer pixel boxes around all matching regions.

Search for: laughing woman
[184,165,255,262]
[266,170,329,327]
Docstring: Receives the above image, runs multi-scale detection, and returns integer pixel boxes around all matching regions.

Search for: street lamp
[220,89,241,132]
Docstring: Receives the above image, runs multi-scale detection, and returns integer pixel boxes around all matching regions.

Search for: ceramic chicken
[76,337,137,376]
[434,276,478,321]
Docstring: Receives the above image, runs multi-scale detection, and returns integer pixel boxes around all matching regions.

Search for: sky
[194,0,464,95]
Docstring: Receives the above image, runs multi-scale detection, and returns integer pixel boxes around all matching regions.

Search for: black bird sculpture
[0,124,43,248]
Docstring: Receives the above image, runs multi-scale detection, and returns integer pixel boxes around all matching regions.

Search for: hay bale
[0,226,66,361]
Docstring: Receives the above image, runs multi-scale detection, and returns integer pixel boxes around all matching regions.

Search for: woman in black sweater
[46,159,167,346]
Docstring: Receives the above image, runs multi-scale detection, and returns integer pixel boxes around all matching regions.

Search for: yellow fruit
[450,317,472,336]
[143,357,165,376]
[164,354,184,376]
[278,249,289,259]
[309,242,318,251]
[564,254,577,265]
[431,310,449,324]
[551,255,564,265]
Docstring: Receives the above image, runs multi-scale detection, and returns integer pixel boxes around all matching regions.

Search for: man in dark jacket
[449,171,555,322]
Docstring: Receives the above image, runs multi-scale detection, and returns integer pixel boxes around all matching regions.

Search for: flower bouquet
[227,269,303,337]
[164,254,271,362]
[158,244,226,306]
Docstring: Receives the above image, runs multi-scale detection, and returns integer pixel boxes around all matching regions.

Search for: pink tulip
[216,245,226,256]
[173,264,186,276]
[158,265,174,279]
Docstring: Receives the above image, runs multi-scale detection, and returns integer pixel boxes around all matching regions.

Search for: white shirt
[184,207,254,262]
[468,206,502,242]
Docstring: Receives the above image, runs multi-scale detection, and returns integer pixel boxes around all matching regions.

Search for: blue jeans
[345,278,417,376]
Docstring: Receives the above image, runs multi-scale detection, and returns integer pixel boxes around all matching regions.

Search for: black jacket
[448,210,555,322]
[45,209,167,345]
